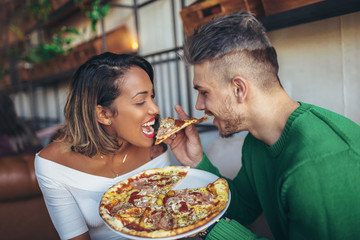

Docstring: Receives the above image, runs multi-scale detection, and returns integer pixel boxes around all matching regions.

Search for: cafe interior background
[0,0,359,239]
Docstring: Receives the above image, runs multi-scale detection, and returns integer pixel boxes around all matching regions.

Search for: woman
[0,91,42,157]
[35,52,171,240]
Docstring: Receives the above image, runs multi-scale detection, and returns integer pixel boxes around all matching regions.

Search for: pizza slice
[163,178,229,233]
[155,115,208,145]
[113,206,144,229]
[129,166,190,193]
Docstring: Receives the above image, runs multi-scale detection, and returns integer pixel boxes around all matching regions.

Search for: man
[165,11,360,239]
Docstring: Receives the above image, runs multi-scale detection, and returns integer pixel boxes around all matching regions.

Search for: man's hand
[164,105,204,168]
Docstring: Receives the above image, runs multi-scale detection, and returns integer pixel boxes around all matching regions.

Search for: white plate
[104,168,231,239]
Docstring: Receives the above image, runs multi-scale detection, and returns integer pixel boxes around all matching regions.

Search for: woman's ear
[232,76,248,103]
[96,105,112,126]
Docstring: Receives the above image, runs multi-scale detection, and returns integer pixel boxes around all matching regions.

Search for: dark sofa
[0,153,59,240]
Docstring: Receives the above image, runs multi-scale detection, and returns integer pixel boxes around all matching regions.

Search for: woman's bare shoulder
[38,140,73,165]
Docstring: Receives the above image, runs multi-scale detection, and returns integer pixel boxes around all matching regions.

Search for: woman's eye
[136,101,145,106]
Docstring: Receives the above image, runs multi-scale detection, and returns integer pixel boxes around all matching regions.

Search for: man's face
[193,62,245,137]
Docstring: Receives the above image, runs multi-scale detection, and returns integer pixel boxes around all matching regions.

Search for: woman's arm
[35,156,89,239]
[69,232,91,240]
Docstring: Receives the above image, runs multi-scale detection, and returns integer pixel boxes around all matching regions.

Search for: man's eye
[200,91,207,96]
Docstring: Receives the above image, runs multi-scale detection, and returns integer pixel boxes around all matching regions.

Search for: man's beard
[219,117,243,138]
[216,97,244,138]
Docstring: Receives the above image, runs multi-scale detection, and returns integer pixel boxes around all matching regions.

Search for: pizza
[155,115,208,145]
[99,166,229,238]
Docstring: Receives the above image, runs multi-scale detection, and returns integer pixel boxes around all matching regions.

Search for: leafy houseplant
[24,0,110,65]
[14,0,110,81]
[29,0,52,22]
[22,27,79,64]
[75,0,110,34]
[86,0,110,32]
[20,27,80,80]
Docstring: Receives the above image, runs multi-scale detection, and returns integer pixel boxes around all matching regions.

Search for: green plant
[76,0,110,33]
[29,0,52,22]
[22,27,80,64]
[87,0,110,32]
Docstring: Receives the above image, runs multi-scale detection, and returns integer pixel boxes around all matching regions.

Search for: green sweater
[197,102,360,239]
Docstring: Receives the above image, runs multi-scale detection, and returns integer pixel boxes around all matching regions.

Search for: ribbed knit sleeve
[206,219,269,240]
[196,153,222,176]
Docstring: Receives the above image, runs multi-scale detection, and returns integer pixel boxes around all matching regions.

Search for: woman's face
[108,67,159,148]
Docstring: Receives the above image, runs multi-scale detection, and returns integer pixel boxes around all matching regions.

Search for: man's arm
[205,219,269,240]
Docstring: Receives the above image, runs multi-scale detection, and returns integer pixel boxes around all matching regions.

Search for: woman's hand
[164,105,204,168]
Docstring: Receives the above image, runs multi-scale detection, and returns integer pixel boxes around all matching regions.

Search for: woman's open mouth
[142,117,155,138]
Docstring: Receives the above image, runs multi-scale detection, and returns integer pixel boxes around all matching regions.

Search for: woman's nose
[150,99,159,114]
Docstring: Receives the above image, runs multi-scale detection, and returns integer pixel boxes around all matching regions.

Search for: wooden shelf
[260,0,360,31]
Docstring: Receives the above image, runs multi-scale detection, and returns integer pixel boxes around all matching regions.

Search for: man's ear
[232,76,248,103]
[96,105,112,126]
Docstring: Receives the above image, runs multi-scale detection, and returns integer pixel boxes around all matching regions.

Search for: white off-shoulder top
[35,149,171,240]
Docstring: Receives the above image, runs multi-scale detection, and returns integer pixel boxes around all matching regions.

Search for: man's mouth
[205,111,215,119]
[142,117,155,138]
[205,111,216,127]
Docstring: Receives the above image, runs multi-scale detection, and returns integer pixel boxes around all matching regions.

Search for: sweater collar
[267,102,309,157]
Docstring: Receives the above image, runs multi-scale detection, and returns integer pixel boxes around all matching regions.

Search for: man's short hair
[183,11,281,89]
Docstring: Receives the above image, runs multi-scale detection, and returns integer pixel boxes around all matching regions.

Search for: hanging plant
[29,0,52,22]
[75,0,110,33]
[22,27,80,64]
[87,0,110,32]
